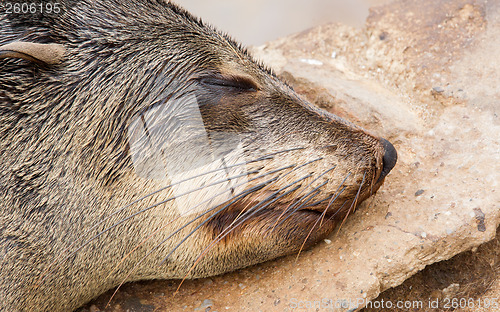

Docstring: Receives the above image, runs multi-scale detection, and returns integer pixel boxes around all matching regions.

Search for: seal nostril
[378,138,397,182]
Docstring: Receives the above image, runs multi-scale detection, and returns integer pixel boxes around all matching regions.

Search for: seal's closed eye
[199,75,258,92]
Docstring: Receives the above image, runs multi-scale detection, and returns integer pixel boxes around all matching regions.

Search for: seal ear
[0,41,66,65]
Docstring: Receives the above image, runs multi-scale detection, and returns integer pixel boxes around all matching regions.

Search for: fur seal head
[0,0,397,311]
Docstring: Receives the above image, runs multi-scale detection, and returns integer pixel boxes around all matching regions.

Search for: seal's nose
[377,138,397,182]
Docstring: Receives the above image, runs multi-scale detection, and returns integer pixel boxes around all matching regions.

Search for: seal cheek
[201,208,336,269]
[250,209,337,252]
[262,210,336,252]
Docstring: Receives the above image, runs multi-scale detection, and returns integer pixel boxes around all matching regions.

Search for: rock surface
[82,0,500,311]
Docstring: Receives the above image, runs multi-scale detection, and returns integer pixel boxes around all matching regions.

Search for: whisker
[224,185,303,232]
[36,161,250,284]
[315,172,351,227]
[40,153,300,285]
[173,183,307,294]
[294,173,353,259]
[304,196,333,208]
[312,172,352,225]
[225,157,325,240]
[96,167,289,245]
[328,200,348,222]
[40,170,259,278]
[196,183,304,262]
[319,186,346,227]
[103,164,297,279]
[180,177,328,293]
[159,174,297,265]
[109,167,315,303]
[272,183,325,229]
[337,172,366,234]
[212,159,318,234]
[302,172,351,209]
[269,164,337,232]
[105,179,273,308]
[110,158,323,276]
[295,207,325,261]
[199,173,313,248]
[159,169,319,296]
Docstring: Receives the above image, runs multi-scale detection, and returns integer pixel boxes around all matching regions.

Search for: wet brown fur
[0,1,393,311]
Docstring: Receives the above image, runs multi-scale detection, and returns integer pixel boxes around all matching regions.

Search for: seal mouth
[298,204,341,220]
[297,208,339,229]
[297,203,350,223]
